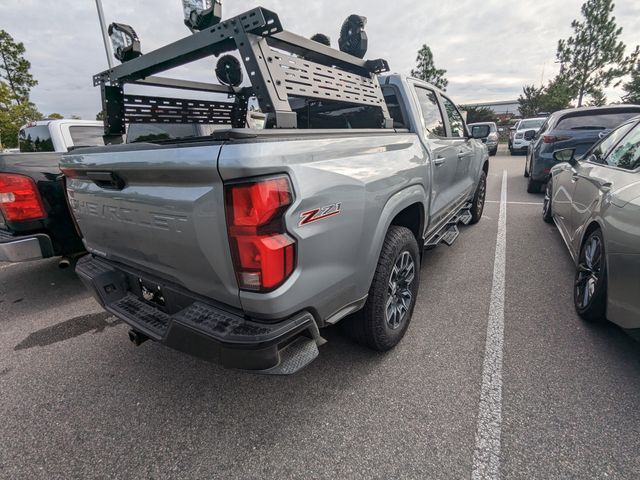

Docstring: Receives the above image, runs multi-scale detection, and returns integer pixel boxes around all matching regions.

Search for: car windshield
[519,119,544,130]
[556,111,640,130]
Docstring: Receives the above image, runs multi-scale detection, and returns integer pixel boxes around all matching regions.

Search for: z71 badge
[299,202,342,226]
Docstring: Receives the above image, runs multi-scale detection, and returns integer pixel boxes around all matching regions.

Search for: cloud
[0,0,638,118]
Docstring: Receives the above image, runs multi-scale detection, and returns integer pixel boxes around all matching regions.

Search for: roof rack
[94,6,392,142]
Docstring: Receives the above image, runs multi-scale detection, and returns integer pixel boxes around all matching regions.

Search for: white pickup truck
[17,119,104,153]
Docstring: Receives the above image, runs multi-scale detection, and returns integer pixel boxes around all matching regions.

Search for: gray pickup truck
[61,7,489,374]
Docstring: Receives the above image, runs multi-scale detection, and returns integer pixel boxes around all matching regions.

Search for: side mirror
[509,127,515,131]
[553,148,577,165]
[524,129,536,141]
[470,125,490,139]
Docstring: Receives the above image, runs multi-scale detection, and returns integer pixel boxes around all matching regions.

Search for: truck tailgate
[60,142,241,308]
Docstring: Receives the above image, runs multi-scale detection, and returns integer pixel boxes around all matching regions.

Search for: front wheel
[542,177,554,223]
[344,226,420,351]
[574,228,607,322]
[469,170,487,224]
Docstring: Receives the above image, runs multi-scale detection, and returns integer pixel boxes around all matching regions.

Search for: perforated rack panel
[123,94,237,125]
[270,51,386,107]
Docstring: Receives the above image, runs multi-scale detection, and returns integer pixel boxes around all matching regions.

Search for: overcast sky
[1,0,638,119]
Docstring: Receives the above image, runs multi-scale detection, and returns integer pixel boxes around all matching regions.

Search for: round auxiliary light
[310,33,331,47]
[108,23,142,63]
[182,0,222,32]
[338,15,368,58]
[215,55,243,87]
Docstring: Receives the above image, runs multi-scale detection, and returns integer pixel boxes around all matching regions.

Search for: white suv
[510,117,546,155]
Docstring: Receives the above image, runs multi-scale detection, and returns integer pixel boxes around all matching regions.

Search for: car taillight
[543,135,570,143]
[225,176,295,292]
[0,173,47,222]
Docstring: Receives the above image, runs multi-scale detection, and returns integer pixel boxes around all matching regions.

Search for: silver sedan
[543,116,640,334]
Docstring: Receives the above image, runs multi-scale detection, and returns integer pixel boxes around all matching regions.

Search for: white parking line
[471,170,507,480]
[485,200,541,206]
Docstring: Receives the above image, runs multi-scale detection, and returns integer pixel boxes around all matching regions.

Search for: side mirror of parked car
[470,125,490,139]
[524,129,536,141]
[553,148,577,166]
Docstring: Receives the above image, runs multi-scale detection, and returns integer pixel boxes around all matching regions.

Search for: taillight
[543,135,570,143]
[225,176,295,292]
[0,173,47,222]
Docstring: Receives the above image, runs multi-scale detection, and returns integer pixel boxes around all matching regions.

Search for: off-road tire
[469,170,487,224]
[574,228,607,323]
[343,226,420,351]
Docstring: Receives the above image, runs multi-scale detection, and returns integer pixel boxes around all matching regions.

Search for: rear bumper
[76,255,319,373]
[0,230,54,262]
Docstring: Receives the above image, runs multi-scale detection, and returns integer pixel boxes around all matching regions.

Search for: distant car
[508,120,521,150]
[543,115,640,334]
[509,117,545,155]
[468,121,498,156]
[525,105,640,193]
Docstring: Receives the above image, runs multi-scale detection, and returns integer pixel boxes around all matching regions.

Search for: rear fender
[363,185,427,288]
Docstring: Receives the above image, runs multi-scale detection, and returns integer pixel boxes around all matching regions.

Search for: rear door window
[604,123,640,170]
[440,96,466,138]
[19,125,54,152]
[414,87,446,138]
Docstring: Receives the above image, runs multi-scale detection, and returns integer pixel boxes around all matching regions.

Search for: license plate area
[138,277,166,308]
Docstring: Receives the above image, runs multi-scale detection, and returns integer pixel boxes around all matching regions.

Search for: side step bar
[424,203,473,248]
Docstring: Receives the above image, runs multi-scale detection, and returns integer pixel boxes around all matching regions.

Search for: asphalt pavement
[2,146,640,479]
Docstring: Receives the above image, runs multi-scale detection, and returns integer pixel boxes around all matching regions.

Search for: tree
[622,62,640,104]
[96,110,106,121]
[410,45,448,91]
[556,0,637,107]
[586,88,607,106]
[538,76,575,112]
[518,84,544,117]
[47,112,64,119]
[0,82,42,149]
[0,30,37,104]
[461,105,497,124]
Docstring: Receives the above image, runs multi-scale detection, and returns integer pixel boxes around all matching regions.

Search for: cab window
[441,96,465,138]
[414,87,446,138]
[604,123,640,170]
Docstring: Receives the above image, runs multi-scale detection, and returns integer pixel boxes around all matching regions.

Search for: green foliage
[586,88,607,106]
[410,45,448,91]
[0,82,42,148]
[622,63,640,104]
[517,85,545,117]
[96,110,106,121]
[47,112,64,120]
[556,0,637,106]
[539,76,575,112]
[461,105,497,124]
[0,30,37,104]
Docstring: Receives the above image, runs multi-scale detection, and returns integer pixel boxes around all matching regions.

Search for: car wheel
[469,170,487,224]
[343,226,420,351]
[574,228,607,322]
[542,177,554,223]
[523,156,530,177]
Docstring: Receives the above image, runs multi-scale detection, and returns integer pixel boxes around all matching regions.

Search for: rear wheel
[542,177,554,223]
[523,155,530,177]
[344,226,419,351]
[469,170,487,224]
[526,158,542,192]
[574,228,607,322]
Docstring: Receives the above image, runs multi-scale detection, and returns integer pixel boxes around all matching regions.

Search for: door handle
[434,157,446,166]
[457,151,470,159]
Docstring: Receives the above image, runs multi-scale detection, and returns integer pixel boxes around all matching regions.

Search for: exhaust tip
[58,258,71,269]
[128,329,149,346]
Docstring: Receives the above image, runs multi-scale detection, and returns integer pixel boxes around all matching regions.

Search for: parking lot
[1,147,639,479]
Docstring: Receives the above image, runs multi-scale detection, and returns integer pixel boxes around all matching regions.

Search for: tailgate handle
[86,171,126,190]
